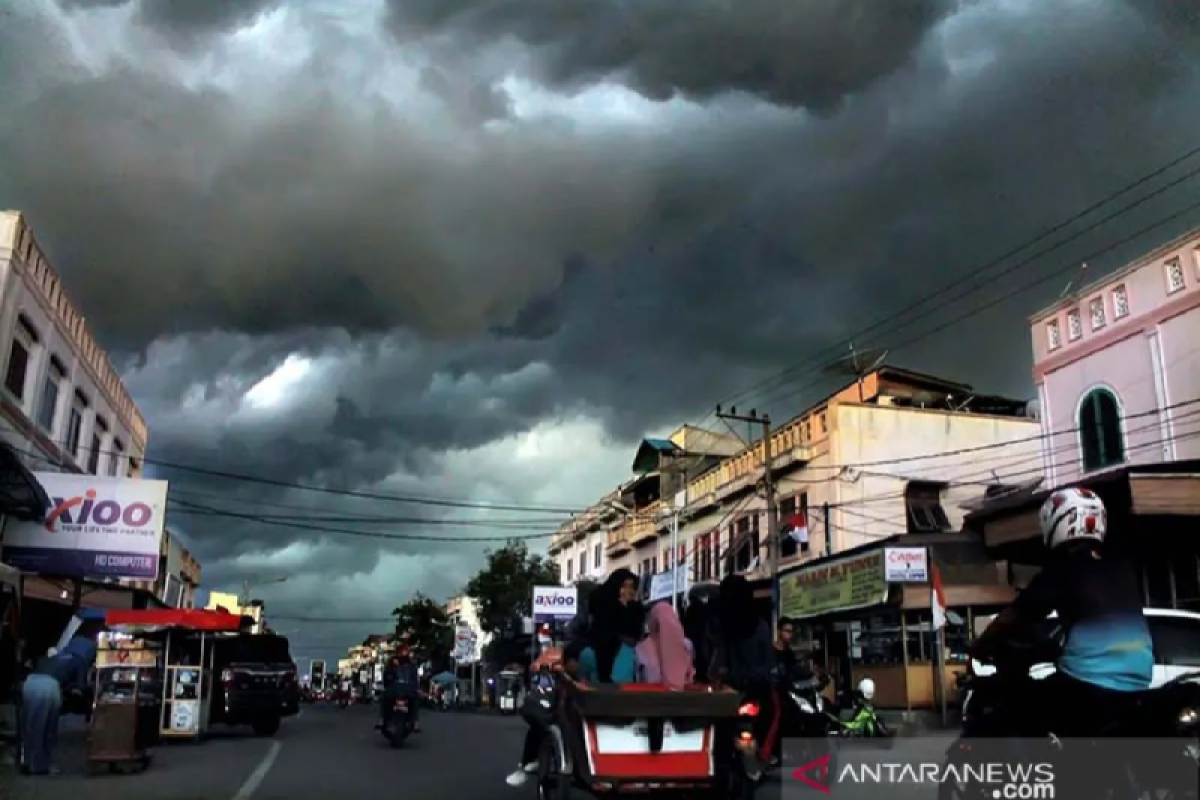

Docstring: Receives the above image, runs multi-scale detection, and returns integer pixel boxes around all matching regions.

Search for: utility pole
[715,406,779,630]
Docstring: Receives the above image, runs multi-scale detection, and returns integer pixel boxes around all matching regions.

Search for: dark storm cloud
[4,0,1200,629]
[58,0,283,39]
[385,0,957,112]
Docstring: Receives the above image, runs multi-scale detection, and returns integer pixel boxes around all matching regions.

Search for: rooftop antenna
[820,343,889,402]
[1059,262,1089,299]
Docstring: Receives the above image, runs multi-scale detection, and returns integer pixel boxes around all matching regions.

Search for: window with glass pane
[37,376,59,431]
[66,406,83,456]
[108,439,124,476]
[86,433,101,474]
[780,496,798,558]
[1066,309,1082,341]
[1149,618,1200,667]
[593,542,602,570]
[848,613,902,665]
[1173,553,1200,612]
[1078,388,1125,472]
[4,338,29,399]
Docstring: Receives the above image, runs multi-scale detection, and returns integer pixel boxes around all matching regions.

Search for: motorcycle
[377,693,416,747]
[940,630,1200,800]
[780,674,838,772]
[827,678,893,743]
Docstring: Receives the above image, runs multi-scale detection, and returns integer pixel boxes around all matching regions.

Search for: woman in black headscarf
[711,574,772,690]
[589,568,645,683]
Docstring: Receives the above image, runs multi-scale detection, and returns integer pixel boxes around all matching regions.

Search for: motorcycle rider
[970,487,1154,736]
[381,647,421,733]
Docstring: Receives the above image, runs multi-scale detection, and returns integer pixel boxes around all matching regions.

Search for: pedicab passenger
[590,569,644,684]
[635,601,694,690]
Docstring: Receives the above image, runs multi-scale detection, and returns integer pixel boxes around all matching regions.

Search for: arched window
[1078,388,1125,472]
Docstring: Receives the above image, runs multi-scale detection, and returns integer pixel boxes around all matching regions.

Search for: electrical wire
[704,143,1200,418]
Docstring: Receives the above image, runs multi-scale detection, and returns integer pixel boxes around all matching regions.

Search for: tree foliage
[391,592,452,660]
[465,539,561,636]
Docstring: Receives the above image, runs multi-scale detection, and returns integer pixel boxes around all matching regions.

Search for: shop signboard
[648,568,689,603]
[779,549,888,619]
[883,546,929,582]
[532,585,578,621]
[0,473,168,581]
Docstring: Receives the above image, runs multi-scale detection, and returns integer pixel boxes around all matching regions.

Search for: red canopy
[105,608,244,632]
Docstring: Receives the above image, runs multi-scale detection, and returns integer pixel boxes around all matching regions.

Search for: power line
[705,143,1200,417]
[758,197,1200,414]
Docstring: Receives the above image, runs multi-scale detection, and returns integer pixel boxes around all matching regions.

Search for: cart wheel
[537,729,570,800]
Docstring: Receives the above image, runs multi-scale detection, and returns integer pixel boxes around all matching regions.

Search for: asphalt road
[7,704,531,800]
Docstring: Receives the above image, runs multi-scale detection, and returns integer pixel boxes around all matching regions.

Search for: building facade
[1031,227,1200,486]
[971,227,1200,615]
[162,529,202,608]
[0,211,148,478]
[444,593,492,658]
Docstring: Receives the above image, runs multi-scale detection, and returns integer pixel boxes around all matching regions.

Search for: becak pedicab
[536,675,761,800]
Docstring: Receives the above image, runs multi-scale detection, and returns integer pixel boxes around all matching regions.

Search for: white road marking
[231,740,282,800]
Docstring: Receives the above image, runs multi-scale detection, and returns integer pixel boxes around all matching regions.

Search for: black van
[210,633,299,736]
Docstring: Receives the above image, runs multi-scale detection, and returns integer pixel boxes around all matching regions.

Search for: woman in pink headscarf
[636,602,695,690]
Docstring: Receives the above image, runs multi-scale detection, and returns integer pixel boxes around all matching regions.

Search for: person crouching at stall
[20,636,97,776]
[636,602,694,689]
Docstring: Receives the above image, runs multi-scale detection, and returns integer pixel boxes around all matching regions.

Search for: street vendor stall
[102,609,244,744]
[84,608,244,773]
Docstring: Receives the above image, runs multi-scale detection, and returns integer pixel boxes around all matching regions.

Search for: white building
[0,211,147,478]
[444,594,492,659]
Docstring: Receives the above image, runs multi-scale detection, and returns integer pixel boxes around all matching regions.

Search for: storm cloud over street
[0,0,1197,659]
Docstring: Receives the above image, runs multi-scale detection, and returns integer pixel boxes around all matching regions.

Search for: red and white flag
[931,562,948,631]
[782,511,809,544]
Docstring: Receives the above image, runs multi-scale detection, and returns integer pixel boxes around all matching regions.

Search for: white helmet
[857,677,875,700]
[1038,487,1106,550]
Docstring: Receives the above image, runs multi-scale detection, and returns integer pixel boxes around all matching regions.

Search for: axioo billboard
[532,585,577,622]
[1,473,168,581]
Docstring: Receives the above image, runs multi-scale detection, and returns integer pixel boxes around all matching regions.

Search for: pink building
[1032,228,1200,486]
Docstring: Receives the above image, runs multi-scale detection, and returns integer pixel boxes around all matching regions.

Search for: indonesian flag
[931,562,948,631]
[781,511,809,544]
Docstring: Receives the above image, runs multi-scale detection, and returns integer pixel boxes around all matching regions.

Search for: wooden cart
[87,632,161,774]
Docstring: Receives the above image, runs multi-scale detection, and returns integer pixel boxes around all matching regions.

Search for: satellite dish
[820,344,889,401]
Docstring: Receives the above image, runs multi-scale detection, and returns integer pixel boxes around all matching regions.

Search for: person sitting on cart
[20,635,97,776]
[635,601,694,689]
[382,648,421,733]
[589,568,644,683]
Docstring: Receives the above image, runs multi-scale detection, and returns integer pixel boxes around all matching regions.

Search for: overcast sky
[1,0,1197,661]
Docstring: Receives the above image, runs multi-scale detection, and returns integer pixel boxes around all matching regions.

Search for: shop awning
[0,443,50,522]
[1130,473,1200,515]
[104,608,244,632]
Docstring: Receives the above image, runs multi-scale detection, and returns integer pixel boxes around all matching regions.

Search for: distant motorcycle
[378,693,416,747]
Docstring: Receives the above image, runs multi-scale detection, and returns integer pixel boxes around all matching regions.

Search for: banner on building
[0,473,168,581]
[883,546,929,582]
[779,549,888,619]
[648,568,689,603]
[532,585,578,621]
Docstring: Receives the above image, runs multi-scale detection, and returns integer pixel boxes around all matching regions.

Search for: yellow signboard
[779,550,888,619]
